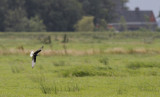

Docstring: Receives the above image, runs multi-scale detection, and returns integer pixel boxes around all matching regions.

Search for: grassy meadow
[1,31,160,97]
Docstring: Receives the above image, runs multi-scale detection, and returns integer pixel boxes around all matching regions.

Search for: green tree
[4,7,46,32]
[144,15,152,30]
[119,16,127,31]
[28,16,46,32]
[99,19,107,31]
[7,0,26,10]
[0,0,129,32]
[4,7,28,32]
[74,16,94,32]
[28,0,83,31]
[78,0,116,24]
[0,0,8,31]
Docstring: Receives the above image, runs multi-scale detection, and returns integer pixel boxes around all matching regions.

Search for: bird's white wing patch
[32,60,35,68]
[30,51,34,57]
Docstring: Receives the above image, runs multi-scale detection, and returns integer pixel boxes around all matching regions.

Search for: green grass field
[1,31,160,97]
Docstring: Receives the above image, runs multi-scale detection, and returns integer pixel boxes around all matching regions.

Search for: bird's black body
[32,46,43,68]
[33,48,42,62]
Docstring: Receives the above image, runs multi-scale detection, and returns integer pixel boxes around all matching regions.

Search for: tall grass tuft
[10,64,25,73]
[29,72,60,94]
[127,61,160,69]
[39,81,59,94]
[29,72,81,94]
[66,82,80,92]
[53,61,66,66]
[62,65,95,77]
[61,65,119,77]
[99,57,109,65]
[40,81,53,94]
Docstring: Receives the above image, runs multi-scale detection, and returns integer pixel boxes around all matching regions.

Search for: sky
[127,0,160,19]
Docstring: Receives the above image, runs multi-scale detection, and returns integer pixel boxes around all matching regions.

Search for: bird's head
[30,51,34,57]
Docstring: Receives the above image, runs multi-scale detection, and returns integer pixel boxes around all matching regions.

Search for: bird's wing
[34,46,44,55]
[32,46,43,68]
[32,55,36,68]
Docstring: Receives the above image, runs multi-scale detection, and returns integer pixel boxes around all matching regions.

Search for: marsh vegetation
[0,31,160,97]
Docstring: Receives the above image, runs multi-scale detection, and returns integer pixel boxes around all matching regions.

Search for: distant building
[108,1,157,31]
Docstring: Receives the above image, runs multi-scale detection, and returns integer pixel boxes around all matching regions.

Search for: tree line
[0,0,127,32]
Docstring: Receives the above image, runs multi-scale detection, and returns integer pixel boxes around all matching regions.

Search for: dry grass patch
[0,48,160,56]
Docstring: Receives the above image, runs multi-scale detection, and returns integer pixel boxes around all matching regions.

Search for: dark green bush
[99,57,109,65]
[127,62,160,69]
[74,16,94,32]
[63,66,95,77]
[62,65,118,77]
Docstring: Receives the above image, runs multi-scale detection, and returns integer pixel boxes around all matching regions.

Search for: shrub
[38,35,52,44]
[98,19,107,31]
[63,66,95,77]
[74,16,94,31]
[119,16,127,31]
[62,65,117,77]
[127,61,160,69]
[62,34,69,43]
[28,16,46,32]
[99,57,109,65]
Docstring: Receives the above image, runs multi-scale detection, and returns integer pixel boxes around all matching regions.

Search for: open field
[1,31,160,97]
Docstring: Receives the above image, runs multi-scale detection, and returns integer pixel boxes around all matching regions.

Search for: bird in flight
[30,46,44,68]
